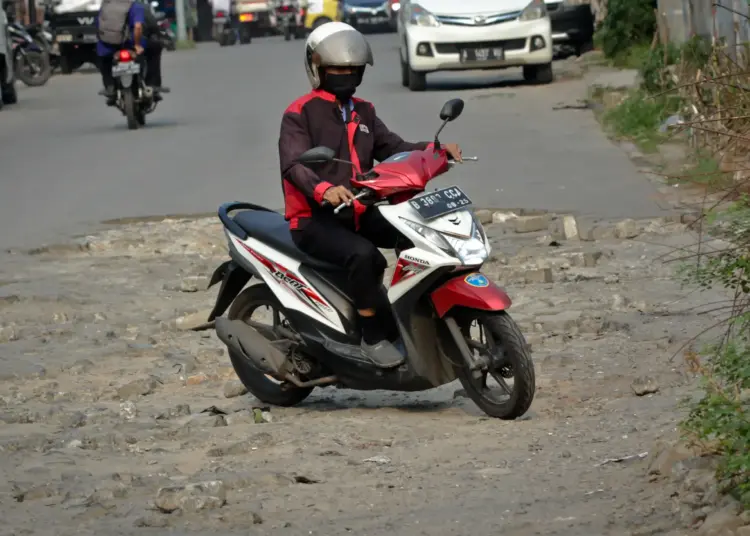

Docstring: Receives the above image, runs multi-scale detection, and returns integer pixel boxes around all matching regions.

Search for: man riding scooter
[96,0,169,105]
[278,22,462,367]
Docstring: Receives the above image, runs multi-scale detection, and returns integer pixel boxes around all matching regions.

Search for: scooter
[206,98,535,420]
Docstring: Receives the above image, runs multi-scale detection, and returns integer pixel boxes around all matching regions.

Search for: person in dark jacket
[96,0,168,105]
[278,22,462,368]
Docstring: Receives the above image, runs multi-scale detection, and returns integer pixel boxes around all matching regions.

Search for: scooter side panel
[228,234,347,333]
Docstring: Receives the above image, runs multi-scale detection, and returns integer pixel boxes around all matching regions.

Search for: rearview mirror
[439,98,464,122]
[296,146,336,165]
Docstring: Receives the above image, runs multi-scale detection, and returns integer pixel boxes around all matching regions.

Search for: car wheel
[1,60,18,105]
[522,62,553,85]
[399,49,408,87]
[407,66,426,91]
[59,52,74,74]
[2,80,18,105]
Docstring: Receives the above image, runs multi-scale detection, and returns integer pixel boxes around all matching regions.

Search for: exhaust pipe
[215,317,288,376]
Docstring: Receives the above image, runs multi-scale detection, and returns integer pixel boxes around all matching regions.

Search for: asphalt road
[0,34,667,251]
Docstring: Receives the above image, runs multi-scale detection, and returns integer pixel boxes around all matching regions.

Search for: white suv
[0,1,18,110]
[398,0,553,91]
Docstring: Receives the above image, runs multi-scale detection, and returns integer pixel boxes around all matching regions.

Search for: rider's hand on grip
[322,185,355,207]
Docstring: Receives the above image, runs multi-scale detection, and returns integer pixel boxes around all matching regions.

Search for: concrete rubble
[0,209,744,535]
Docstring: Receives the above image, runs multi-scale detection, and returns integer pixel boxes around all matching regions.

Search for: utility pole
[175,0,188,42]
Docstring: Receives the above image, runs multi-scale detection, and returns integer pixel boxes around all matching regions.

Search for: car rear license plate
[239,13,254,21]
[409,186,472,221]
[460,47,504,62]
[360,15,388,24]
[112,62,140,76]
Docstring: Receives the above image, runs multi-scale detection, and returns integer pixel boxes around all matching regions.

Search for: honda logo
[78,17,95,24]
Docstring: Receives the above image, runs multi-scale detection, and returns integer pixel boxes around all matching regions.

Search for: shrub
[679,201,750,509]
[597,0,658,60]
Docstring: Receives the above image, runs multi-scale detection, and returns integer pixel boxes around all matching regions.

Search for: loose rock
[614,218,640,239]
[514,215,548,233]
[631,375,659,396]
[154,481,227,513]
[223,380,248,399]
[116,378,159,401]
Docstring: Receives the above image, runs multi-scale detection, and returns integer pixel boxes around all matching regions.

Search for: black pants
[99,45,162,89]
[291,210,411,311]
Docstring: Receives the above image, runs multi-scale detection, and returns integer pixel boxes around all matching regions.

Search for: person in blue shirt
[96,0,165,104]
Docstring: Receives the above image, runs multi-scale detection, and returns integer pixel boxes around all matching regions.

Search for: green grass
[674,153,733,189]
[601,90,681,153]
[610,42,655,69]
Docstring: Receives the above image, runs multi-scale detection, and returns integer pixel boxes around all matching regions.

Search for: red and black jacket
[278,89,430,230]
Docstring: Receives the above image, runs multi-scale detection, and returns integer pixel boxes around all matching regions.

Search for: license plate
[239,13,254,21]
[460,47,504,62]
[56,34,72,42]
[409,186,472,221]
[361,15,388,23]
[112,62,140,76]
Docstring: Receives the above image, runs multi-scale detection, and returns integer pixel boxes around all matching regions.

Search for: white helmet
[304,21,374,89]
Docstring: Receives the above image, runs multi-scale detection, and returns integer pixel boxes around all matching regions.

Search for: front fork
[443,316,489,373]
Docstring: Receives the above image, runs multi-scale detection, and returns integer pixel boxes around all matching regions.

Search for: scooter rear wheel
[453,311,535,419]
[227,284,314,406]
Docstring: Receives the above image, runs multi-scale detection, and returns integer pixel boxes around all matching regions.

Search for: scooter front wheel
[452,311,535,420]
[227,284,314,407]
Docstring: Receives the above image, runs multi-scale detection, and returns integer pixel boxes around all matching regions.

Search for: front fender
[431,272,512,318]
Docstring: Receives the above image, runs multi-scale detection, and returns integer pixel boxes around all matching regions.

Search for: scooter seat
[232,210,343,272]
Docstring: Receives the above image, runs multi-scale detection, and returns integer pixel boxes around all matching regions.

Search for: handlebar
[320,155,478,212]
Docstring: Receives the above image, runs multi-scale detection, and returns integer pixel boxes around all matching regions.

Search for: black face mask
[321,72,359,103]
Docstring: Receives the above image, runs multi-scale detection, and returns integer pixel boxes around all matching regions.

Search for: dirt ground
[0,206,733,536]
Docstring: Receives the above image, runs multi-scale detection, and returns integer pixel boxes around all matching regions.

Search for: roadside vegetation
[593,0,750,510]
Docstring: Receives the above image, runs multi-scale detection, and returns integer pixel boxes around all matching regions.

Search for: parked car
[341,0,390,32]
[397,0,554,91]
[303,0,341,31]
[0,0,19,110]
[546,0,594,56]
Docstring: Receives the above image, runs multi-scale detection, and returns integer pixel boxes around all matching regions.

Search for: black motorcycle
[8,22,52,87]
[276,2,304,41]
[109,49,159,130]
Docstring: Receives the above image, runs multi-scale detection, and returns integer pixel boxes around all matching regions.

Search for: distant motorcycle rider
[278,22,462,367]
[96,0,168,105]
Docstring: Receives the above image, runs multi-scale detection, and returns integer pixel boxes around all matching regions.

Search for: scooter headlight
[443,220,489,266]
[400,217,453,255]
[400,217,489,266]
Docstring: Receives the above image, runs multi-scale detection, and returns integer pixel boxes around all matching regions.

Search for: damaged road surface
[0,211,727,535]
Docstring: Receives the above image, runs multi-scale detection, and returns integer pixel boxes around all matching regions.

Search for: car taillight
[216,10,225,17]
[118,49,132,62]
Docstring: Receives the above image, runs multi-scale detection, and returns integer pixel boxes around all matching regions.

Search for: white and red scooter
[206,98,535,419]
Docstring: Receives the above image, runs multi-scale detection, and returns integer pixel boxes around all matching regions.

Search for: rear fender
[119,74,133,88]
[207,260,252,322]
[430,272,512,318]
